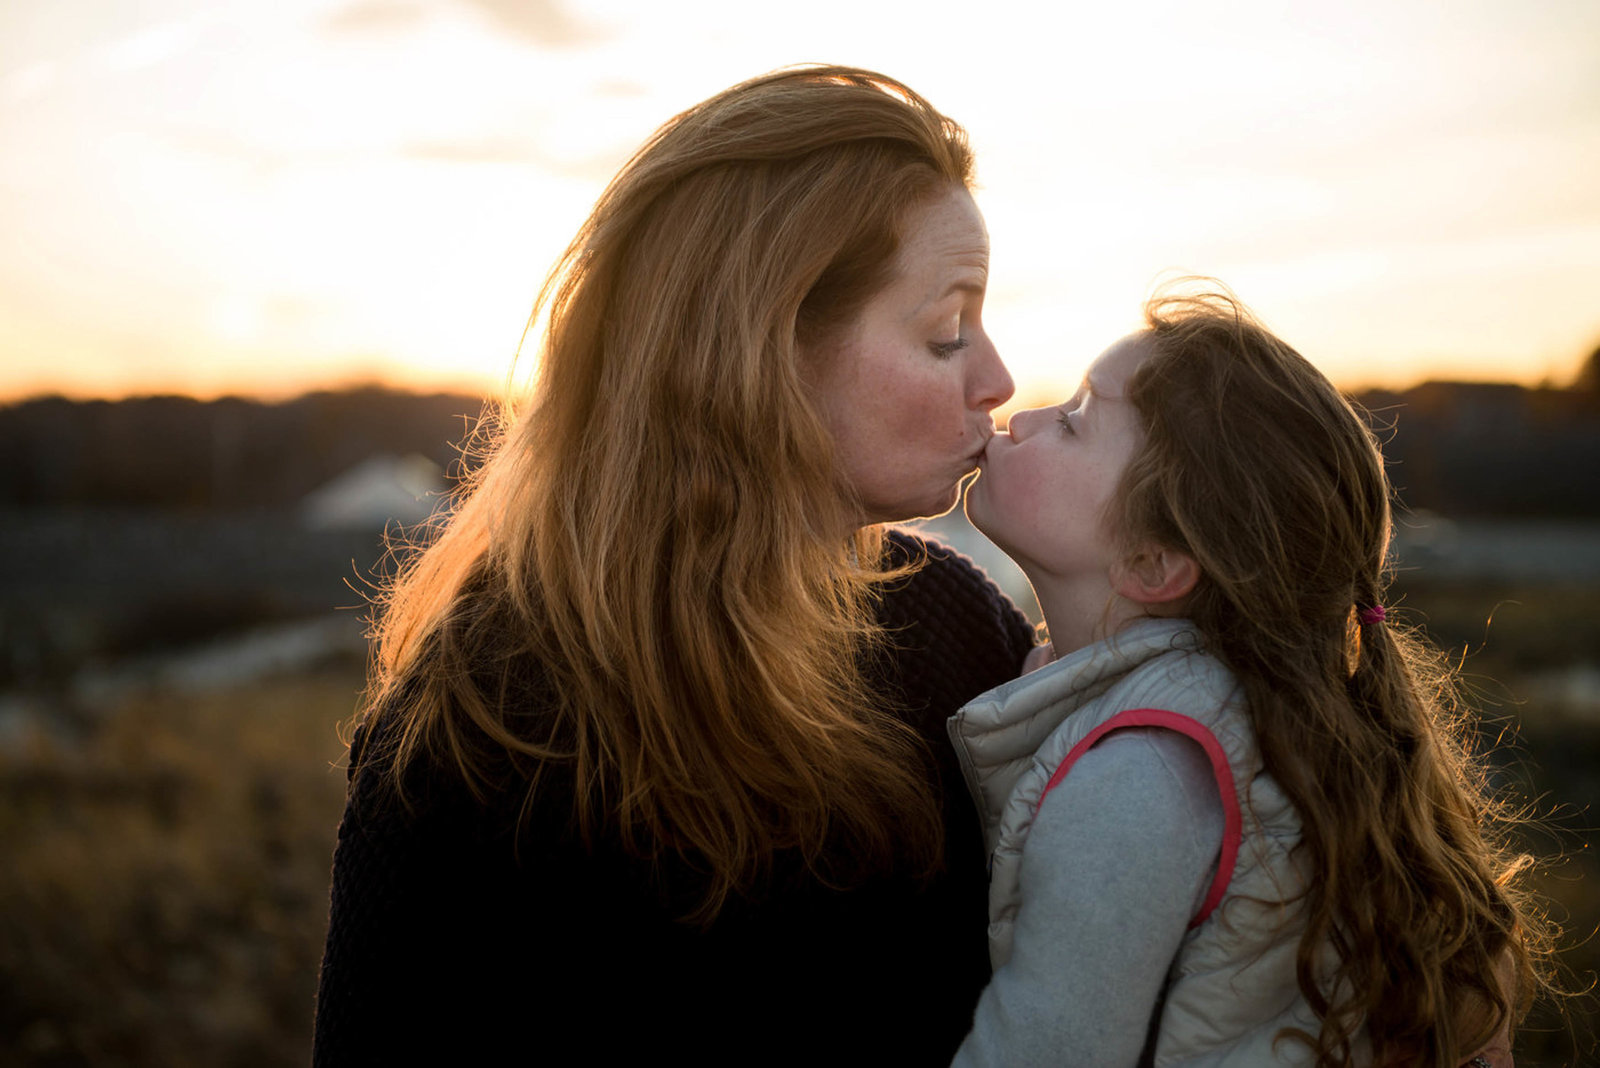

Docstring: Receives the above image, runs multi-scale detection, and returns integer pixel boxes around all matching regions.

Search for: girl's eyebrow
[1084,368,1129,402]
[1078,373,1102,411]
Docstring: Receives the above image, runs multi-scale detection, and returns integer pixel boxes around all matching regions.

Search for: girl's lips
[979,431,1012,462]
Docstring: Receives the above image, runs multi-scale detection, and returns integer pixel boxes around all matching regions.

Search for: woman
[313,66,1034,1064]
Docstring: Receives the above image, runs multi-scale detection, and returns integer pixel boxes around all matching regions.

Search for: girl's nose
[1005,405,1049,440]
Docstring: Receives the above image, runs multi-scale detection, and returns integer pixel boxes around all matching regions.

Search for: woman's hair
[1109,287,1556,1066]
[357,66,975,921]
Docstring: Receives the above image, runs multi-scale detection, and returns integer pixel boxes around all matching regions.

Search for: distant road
[1388,515,1600,583]
[909,512,1600,619]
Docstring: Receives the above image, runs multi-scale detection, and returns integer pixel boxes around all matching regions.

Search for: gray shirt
[953,727,1226,1067]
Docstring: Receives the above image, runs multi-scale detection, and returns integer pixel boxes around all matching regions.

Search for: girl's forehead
[1086,333,1155,400]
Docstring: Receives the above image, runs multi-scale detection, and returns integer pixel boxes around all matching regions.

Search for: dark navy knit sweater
[312,530,1033,1066]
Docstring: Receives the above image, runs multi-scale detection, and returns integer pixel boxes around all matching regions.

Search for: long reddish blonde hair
[356,67,976,922]
[1112,287,1557,1065]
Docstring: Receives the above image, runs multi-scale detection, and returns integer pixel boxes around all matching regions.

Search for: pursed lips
[974,428,1005,465]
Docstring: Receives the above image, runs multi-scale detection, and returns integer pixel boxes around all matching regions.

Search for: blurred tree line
[1361,361,1600,517]
[2,364,1597,515]
[0,388,493,510]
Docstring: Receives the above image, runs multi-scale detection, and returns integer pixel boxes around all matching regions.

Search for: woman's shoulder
[873,527,1034,718]
[881,526,1029,630]
[342,653,572,842]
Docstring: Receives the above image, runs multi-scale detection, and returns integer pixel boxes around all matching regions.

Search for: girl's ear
[1112,545,1199,606]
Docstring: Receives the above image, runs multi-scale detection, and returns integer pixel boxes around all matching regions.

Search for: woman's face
[807,186,1014,526]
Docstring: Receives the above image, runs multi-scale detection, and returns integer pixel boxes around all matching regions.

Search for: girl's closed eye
[929,337,969,359]
[1057,409,1076,436]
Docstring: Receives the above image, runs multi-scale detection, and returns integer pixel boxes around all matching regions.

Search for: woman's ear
[1112,545,1199,606]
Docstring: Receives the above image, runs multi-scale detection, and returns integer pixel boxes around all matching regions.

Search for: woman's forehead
[895,189,988,300]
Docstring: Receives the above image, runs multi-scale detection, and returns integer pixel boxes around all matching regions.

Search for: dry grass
[0,666,358,1067]
[1389,579,1600,1064]
[1,582,1596,1065]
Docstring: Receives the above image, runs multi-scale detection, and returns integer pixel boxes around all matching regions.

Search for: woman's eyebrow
[915,276,986,316]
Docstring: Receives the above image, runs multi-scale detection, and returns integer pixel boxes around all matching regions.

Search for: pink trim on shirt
[1037,709,1242,929]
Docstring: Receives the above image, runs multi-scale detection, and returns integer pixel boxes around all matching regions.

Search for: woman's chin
[898,498,959,524]
[861,472,975,526]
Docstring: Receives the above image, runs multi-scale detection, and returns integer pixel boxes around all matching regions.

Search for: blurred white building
[300,453,446,530]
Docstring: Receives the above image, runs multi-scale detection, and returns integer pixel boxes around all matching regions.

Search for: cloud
[593,78,648,98]
[322,1,433,35]
[402,135,543,165]
[1,17,201,105]
[101,20,202,72]
[1,61,59,105]
[149,127,295,177]
[460,0,611,48]
[321,0,610,47]
[401,135,622,180]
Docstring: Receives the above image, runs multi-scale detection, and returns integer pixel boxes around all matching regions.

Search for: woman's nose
[969,334,1014,412]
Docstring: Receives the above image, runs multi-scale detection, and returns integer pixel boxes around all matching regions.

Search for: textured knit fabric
[948,618,1331,1067]
[312,528,1034,1066]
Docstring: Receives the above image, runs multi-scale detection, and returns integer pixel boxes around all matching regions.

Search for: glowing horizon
[2,0,1597,405]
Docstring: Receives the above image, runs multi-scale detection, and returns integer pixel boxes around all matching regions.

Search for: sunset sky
[2,0,1597,402]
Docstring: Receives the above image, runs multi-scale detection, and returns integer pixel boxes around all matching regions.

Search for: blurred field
[1392,578,1600,1064]
[0,664,359,1066]
[1,565,1596,1064]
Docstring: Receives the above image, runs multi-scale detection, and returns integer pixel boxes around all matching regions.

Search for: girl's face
[806,186,1015,526]
[966,333,1152,585]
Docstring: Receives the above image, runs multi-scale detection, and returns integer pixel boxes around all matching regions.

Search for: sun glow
[1,0,1597,402]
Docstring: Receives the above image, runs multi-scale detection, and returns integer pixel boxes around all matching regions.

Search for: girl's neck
[1031,574,1146,660]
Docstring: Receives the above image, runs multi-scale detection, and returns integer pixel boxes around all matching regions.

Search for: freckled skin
[809,187,1015,526]
[966,334,1153,650]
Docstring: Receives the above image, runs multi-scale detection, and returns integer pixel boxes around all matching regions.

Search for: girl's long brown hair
[1112,287,1556,1065]
[356,67,975,922]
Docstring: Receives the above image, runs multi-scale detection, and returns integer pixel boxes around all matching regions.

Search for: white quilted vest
[948,618,1349,1066]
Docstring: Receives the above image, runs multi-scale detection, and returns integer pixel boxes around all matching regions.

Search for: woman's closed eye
[1058,408,1077,436]
[928,337,969,359]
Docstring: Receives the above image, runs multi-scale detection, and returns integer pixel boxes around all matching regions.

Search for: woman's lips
[971,427,997,464]
[977,431,1010,463]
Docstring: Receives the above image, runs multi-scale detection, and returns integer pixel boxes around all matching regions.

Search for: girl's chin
[962,481,990,522]
[964,506,999,544]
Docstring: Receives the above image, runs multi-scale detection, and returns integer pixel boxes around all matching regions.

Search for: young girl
[951,289,1550,1066]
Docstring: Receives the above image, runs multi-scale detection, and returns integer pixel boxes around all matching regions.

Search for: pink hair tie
[1357,604,1387,626]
